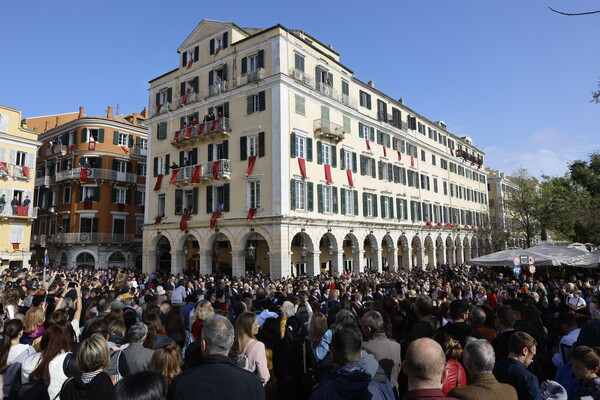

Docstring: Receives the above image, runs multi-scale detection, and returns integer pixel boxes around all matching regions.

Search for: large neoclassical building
[144,20,490,277]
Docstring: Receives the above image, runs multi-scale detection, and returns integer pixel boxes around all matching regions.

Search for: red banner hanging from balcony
[437,222,444,227]
[119,145,129,154]
[324,164,333,184]
[0,162,7,173]
[156,104,162,114]
[154,174,163,191]
[426,221,434,227]
[21,166,29,178]
[383,146,387,157]
[245,156,257,176]
[397,151,401,161]
[346,169,354,187]
[180,213,191,231]
[450,148,454,156]
[11,243,19,250]
[169,169,179,185]
[366,140,371,150]
[154,216,162,224]
[191,165,202,183]
[80,168,88,183]
[173,130,180,143]
[247,208,257,221]
[69,144,74,153]
[410,156,415,167]
[184,127,192,139]
[214,47,221,56]
[298,158,307,179]
[212,161,221,180]
[182,94,189,105]
[198,123,206,136]
[210,119,219,132]
[210,211,222,229]
[88,141,96,151]
[50,145,55,154]
[17,206,28,216]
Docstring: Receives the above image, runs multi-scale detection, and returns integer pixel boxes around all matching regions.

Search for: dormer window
[155,88,172,113]
[182,46,199,68]
[210,32,229,55]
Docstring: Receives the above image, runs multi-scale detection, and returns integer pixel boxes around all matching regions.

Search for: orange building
[29,106,148,269]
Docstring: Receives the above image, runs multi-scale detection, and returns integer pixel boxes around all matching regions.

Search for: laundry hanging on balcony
[210,211,222,229]
[245,156,256,176]
[346,169,354,187]
[298,158,307,179]
[0,162,8,173]
[324,164,333,184]
[247,208,257,221]
[154,174,163,191]
[80,168,88,184]
[383,146,387,157]
[212,161,221,180]
[169,169,179,185]
[191,165,202,183]
[397,151,402,162]
[365,140,371,150]
[119,145,129,154]
[180,213,191,231]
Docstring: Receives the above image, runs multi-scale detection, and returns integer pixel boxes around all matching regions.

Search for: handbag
[302,340,319,393]
[235,339,257,371]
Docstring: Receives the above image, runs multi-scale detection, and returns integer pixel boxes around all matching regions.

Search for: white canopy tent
[467,248,560,267]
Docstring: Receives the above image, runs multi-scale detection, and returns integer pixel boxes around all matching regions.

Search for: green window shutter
[354,191,359,216]
[240,136,247,160]
[193,188,199,214]
[317,184,323,213]
[396,198,401,220]
[113,131,119,145]
[332,187,338,214]
[258,91,266,111]
[306,138,313,161]
[360,155,366,176]
[175,190,183,215]
[81,128,87,142]
[179,151,184,167]
[224,183,230,212]
[77,187,83,202]
[369,127,375,142]
[343,115,351,134]
[290,133,296,158]
[191,148,198,165]
[358,122,364,139]
[341,189,346,214]
[373,194,378,217]
[371,159,376,178]
[352,152,357,173]
[380,196,385,218]
[340,148,345,170]
[98,129,104,143]
[208,70,214,85]
[128,134,133,148]
[315,66,321,82]
[135,136,140,146]
[208,144,213,162]
[126,161,132,173]
[389,197,394,218]
[182,52,187,67]
[307,182,314,211]
[241,57,248,74]
[165,154,170,174]
[290,179,296,209]
[331,145,337,168]
[247,95,253,114]
[321,106,329,121]
[224,102,229,118]
[153,157,158,177]
[367,95,371,110]
[111,188,117,203]
[258,132,265,157]
[316,141,322,165]
[210,39,215,54]
[222,140,229,159]
[180,82,186,95]
[222,33,228,48]
[257,49,264,68]
[363,192,368,216]
[193,112,199,122]
[206,186,213,213]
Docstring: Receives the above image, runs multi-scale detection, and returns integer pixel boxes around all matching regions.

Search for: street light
[301,242,307,258]
[247,242,256,258]
[328,243,334,256]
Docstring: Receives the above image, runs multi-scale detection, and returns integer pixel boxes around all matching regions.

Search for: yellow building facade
[0,105,41,269]
[144,20,490,277]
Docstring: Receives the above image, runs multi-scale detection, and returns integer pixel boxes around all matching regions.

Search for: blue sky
[2,0,599,178]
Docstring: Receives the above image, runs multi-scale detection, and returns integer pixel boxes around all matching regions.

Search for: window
[16,151,27,166]
[8,226,24,244]
[295,135,306,159]
[343,149,352,170]
[363,193,377,217]
[381,196,393,218]
[138,138,148,149]
[136,190,145,206]
[115,160,128,173]
[396,198,408,220]
[138,163,147,177]
[359,91,371,109]
[343,115,351,133]
[84,128,101,142]
[157,88,171,106]
[421,150,426,162]
[157,122,167,140]
[441,159,448,170]
[294,53,305,72]
[295,95,305,115]
[247,181,261,209]
[431,154,436,166]
[80,217,99,233]
[0,113,9,133]
[360,155,376,178]
[135,216,144,236]
[247,135,259,158]
[63,187,71,204]
[433,178,438,193]
[321,143,331,165]
[295,180,306,210]
[321,185,332,213]
[51,190,58,206]
[114,188,126,204]
[247,91,266,114]
[157,194,165,217]
[77,186,100,202]
[342,188,357,215]
[315,66,332,86]
[117,132,129,146]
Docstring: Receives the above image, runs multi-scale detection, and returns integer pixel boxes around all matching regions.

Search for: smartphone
[68,281,77,288]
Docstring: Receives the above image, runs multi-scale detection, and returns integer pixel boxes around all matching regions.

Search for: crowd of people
[0,263,599,400]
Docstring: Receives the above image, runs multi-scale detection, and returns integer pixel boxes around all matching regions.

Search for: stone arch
[363,233,379,272]
[342,233,360,274]
[59,252,68,268]
[291,232,315,276]
[435,235,446,266]
[75,251,96,269]
[471,236,479,259]
[423,235,435,269]
[240,230,271,276]
[107,252,126,269]
[397,234,410,270]
[155,235,172,273]
[411,235,423,269]
[208,232,232,276]
[381,234,395,272]
[463,236,471,264]
[318,232,339,275]
[446,235,456,265]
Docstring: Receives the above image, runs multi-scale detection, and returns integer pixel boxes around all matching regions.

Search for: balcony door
[113,217,125,242]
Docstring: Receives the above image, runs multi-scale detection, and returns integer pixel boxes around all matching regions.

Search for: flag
[88,141,96,151]
[450,148,454,156]
[173,130,180,143]
[80,168,88,183]
[245,155,257,176]
[383,146,387,157]
[324,164,333,184]
[214,47,221,56]
[154,174,163,191]
[119,145,129,154]
[247,208,257,221]
[210,211,222,229]
[298,158,307,179]
[51,145,55,154]
[169,169,179,185]
[21,166,29,178]
[191,165,202,183]
[397,151,401,161]
[0,162,7,173]
[180,213,191,231]
[69,144,74,153]
[213,160,221,180]
[366,140,371,150]
[346,169,354,187]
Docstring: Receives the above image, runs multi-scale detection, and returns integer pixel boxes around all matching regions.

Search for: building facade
[0,105,40,269]
[29,106,148,269]
[486,168,526,249]
[144,20,490,277]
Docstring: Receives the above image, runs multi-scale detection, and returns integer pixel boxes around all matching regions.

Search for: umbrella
[467,248,560,267]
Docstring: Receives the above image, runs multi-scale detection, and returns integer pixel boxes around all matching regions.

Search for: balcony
[11,165,31,180]
[236,68,265,86]
[174,159,231,183]
[35,176,50,187]
[208,80,227,96]
[31,234,47,247]
[0,205,37,219]
[55,167,137,184]
[340,94,358,110]
[289,68,314,87]
[131,145,148,157]
[313,119,345,142]
[154,102,170,116]
[315,81,338,100]
[172,117,231,146]
[46,143,67,156]
[178,92,200,108]
[377,112,408,132]
[49,232,134,245]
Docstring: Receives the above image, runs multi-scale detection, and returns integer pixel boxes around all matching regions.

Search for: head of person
[571,346,600,380]
[557,313,578,335]
[0,319,24,373]
[462,338,496,376]
[449,300,469,322]
[77,333,110,373]
[113,371,167,400]
[495,305,516,330]
[414,294,433,316]
[308,312,328,344]
[470,306,487,326]
[202,315,234,356]
[330,328,363,368]
[333,309,357,330]
[194,300,215,322]
[235,312,259,344]
[403,338,447,390]
[508,331,537,367]
[29,325,70,382]
[360,310,385,339]
[433,331,463,361]
[126,322,148,345]
[148,343,181,386]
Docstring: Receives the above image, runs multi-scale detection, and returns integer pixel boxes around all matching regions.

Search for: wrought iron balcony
[178,92,200,107]
[46,143,67,156]
[289,68,315,88]
[315,81,338,100]
[172,117,231,146]
[35,176,50,187]
[202,159,231,180]
[208,80,227,96]
[237,68,265,86]
[131,145,148,157]
[49,232,134,245]
[31,234,47,247]
[313,119,345,142]
[377,112,408,132]
[11,165,31,180]
[55,167,137,184]
[154,102,170,116]
[340,94,358,110]
[0,205,37,219]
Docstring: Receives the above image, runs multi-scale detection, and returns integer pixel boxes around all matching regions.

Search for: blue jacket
[493,357,543,400]
[309,365,394,400]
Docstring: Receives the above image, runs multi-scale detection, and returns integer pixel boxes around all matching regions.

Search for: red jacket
[442,359,467,395]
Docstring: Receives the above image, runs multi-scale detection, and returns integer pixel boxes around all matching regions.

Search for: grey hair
[470,307,487,325]
[202,315,234,354]
[415,294,433,315]
[362,310,385,334]
[463,338,496,374]
[282,301,295,319]
[127,322,148,343]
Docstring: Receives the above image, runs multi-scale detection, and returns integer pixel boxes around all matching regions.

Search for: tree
[568,152,600,244]
[504,168,540,248]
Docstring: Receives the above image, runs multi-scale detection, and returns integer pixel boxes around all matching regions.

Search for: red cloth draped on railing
[411,156,415,167]
[80,168,88,183]
[21,166,29,178]
[450,148,454,156]
[173,131,180,143]
[210,211,222,229]
[366,140,371,150]
[182,94,189,105]
[247,208,257,221]
[191,165,202,183]
[0,162,7,173]
[154,216,162,224]
[88,141,95,151]
[12,243,19,250]
[245,156,256,176]
[156,104,162,114]
[180,213,190,231]
[69,144,74,153]
[212,161,221,180]
[84,198,93,209]
[184,127,192,138]
[298,158,307,179]
[397,151,402,161]
[346,169,354,187]
[51,145,55,154]
[16,206,28,216]
[187,60,193,69]
[154,174,163,191]
[210,119,219,132]
[169,169,179,185]
[383,146,387,157]
[119,146,129,154]
[324,164,333,184]
[198,123,206,136]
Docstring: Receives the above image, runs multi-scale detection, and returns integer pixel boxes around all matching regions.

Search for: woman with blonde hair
[21,307,45,345]
[191,300,214,341]
[1,289,21,320]
[234,312,270,386]
[59,333,115,400]
[433,331,467,395]
[148,343,182,386]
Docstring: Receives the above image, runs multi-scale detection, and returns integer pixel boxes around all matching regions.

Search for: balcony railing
[316,81,338,100]
[208,80,227,96]
[11,165,31,180]
[172,117,231,145]
[35,176,50,187]
[49,232,134,245]
[289,68,315,88]
[55,167,137,184]
[377,112,408,132]
[0,205,37,218]
[174,159,231,182]
[46,143,67,156]
[237,68,265,86]
[313,119,345,142]
[31,234,47,247]
[131,145,148,157]
[178,92,199,107]
[154,102,170,116]
[340,93,358,110]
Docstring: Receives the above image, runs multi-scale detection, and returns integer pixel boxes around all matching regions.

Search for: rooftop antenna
[116,104,120,115]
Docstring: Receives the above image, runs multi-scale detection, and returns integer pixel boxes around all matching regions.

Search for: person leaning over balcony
[23,196,30,207]
[10,195,20,215]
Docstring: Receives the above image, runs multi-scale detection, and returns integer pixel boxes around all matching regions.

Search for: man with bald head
[402,338,459,399]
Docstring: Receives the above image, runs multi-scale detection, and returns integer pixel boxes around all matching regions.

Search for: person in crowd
[433,331,467,395]
[148,343,182,386]
[113,371,167,400]
[234,311,270,386]
[448,338,517,400]
[122,322,155,374]
[492,305,517,360]
[552,313,580,370]
[0,319,36,398]
[2,289,21,320]
[59,333,115,400]
[191,300,214,340]
[20,306,45,345]
[307,312,328,348]
[168,315,265,400]
[469,306,496,344]
[408,294,441,342]
[165,308,194,357]
[571,346,600,398]
[440,300,481,347]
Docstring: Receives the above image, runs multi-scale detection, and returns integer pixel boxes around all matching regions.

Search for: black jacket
[168,354,265,400]
[60,372,115,400]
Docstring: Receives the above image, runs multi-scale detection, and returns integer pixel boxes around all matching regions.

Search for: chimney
[21,119,28,129]
[78,106,84,118]
[107,106,114,119]
[141,107,148,119]
[398,98,404,105]
[368,80,375,88]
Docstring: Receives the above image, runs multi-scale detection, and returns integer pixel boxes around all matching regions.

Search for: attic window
[182,46,199,68]
[210,32,229,55]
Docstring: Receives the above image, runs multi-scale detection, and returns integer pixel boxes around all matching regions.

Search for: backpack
[235,339,257,371]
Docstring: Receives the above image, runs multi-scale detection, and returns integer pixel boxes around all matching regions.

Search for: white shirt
[552,328,581,368]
